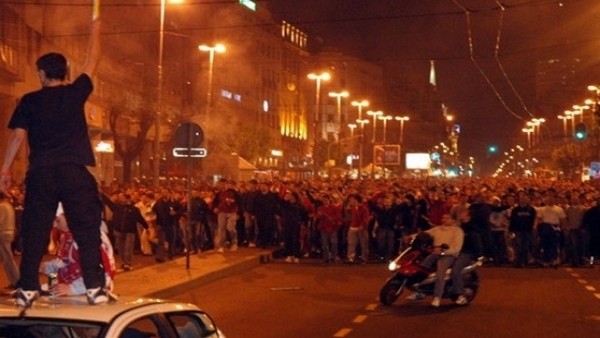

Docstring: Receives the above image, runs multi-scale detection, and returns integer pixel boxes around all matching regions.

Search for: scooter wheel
[379,278,405,306]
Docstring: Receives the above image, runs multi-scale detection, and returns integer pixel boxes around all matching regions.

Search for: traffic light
[574,122,587,140]
[487,145,498,154]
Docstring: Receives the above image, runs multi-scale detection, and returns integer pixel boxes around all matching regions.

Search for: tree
[108,100,154,183]
[550,141,591,179]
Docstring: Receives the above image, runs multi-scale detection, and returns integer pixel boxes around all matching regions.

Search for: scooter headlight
[388,261,398,271]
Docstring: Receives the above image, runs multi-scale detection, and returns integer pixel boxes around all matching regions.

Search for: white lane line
[595,293,600,300]
[366,304,378,311]
[578,279,588,284]
[571,273,580,278]
[585,285,596,292]
[353,315,368,324]
[565,268,573,272]
[333,328,352,337]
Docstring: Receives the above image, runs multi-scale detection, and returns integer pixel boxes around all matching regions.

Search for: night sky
[266,0,600,168]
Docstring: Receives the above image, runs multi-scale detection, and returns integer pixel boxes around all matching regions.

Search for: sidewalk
[0,248,273,299]
[115,248,273,299]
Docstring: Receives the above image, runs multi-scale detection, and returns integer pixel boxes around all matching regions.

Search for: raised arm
[81,17,102,77]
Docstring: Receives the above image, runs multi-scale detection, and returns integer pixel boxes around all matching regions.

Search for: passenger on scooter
[451,210,483,305]
[407,213,464,307]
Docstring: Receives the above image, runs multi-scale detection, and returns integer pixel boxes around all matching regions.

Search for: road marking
[585,285,596,292]
[595,293,600,300]
[353,315,368,324]
[565,268,573,272]
[578,279,588,284]
[571,273,580,278]
[333,328,352,337]
[366,303,378,311]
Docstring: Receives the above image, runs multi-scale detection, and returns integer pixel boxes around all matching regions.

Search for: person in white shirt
[536,195,566,267]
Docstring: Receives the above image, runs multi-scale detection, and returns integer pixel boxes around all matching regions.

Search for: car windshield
[0,319,105,338]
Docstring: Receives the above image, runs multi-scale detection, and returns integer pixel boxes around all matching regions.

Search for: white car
[0,296,226,338]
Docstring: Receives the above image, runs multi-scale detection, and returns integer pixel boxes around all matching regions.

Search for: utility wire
[493,0,535,118]
[452,0,525,121]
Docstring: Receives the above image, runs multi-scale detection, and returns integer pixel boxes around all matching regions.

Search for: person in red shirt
[346,194,371,263]
[316,195,343,263]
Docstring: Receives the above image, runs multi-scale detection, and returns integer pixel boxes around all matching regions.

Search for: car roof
[0,296,202,323]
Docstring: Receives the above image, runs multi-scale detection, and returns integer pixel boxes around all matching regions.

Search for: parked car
[0,296,226,338]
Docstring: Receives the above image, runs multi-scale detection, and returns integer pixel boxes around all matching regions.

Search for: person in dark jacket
[152,190,182,262]
[253,182,280,248]
[369,193,402,262]
[509,193,537,268]
[277,190,308,263]
[101,192,147,271]
[451,209,483,305]
[582,198,600,260]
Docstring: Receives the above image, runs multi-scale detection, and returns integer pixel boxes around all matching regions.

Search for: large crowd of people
[1,175,600,286]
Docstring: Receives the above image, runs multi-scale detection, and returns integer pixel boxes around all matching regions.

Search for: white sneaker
[455,295,468,305]
[293,257,300,264]
[285,256,293,263]
[431,297,441,308]
[86,287,118,305]
[230,244,238,251]
[217,248,225,254]
[406,292,425,301]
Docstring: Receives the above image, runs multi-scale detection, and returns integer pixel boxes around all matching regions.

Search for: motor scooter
[379,232,483,306]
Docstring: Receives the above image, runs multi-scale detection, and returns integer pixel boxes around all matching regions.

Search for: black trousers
[20,164,104,291]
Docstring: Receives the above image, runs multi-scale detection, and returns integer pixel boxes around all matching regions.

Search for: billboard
[405,153,431,170]
[373,145,401,165]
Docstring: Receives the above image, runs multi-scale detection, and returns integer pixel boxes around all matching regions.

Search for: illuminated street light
[307,72,331,144]
[572,104,589,123]
[394,116,410,145]
[198,43,226,110]
[355,119,369,176]
[522,127,533,149]
[378,115,393,144]
[328,90,349,140]
[307,72,331,177]
[367,110,383,143]
[348,123,357,138]
[154,0,184,187]
[351,100,369,120]
[557,114,572,138]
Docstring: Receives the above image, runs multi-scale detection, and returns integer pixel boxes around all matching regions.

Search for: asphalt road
[172,261,600,338]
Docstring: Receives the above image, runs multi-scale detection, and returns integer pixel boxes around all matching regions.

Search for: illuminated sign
[239,0,256,11]
[406,153,432,170]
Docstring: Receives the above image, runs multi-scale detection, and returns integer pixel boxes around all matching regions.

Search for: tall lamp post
[198,43,226,113]
[378,115,393,144]
[351,100,369,120]
[308,72,331,174]
[367,110,383,143]
[356,119,369,177]
[154,0,184,188]
[395,115,409,171]
[557,114,571,138]
[328,90,349,141]
[522,127,533,149]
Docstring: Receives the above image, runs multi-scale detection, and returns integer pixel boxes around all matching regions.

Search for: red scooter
[379,232,483,306]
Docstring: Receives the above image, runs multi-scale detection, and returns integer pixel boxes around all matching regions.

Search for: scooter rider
[407,213,464,307]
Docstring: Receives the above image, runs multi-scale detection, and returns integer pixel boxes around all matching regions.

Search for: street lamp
[367,110,383,143]
[307,72,331,146]
[348,123,357,138]
[529,118,545,147]
[572,104,590,123]
[198,43,226,111]
[522,127,533,149]
[351,100,369,120]
[328,90,349,141]
[378,115,393,144]
[394,115,410,144]
[356,119,369,177]
[154,0,184,187]
[557,114,572,138]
